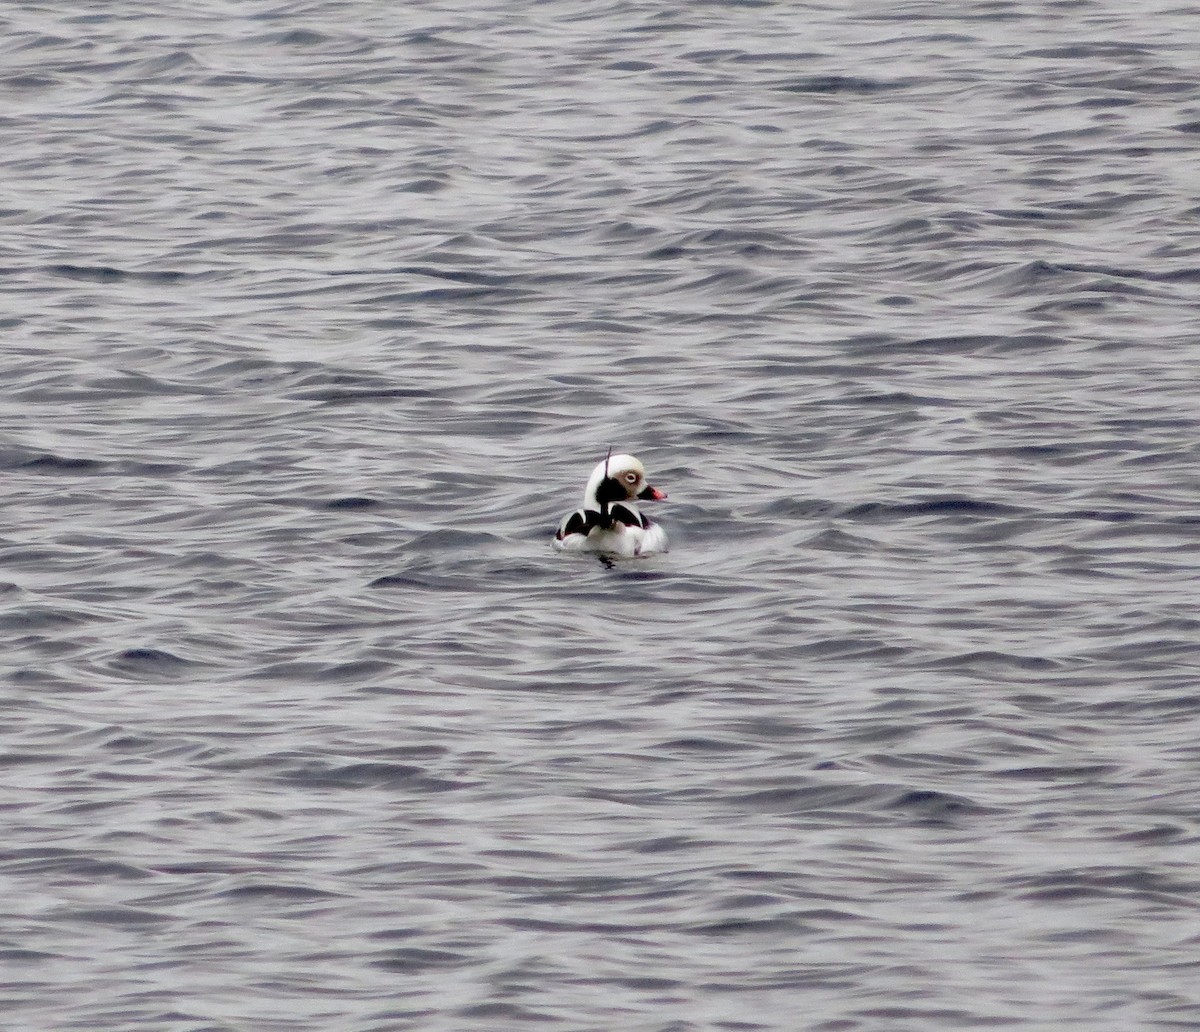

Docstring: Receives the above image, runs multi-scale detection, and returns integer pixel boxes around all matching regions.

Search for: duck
[553,452,669,558]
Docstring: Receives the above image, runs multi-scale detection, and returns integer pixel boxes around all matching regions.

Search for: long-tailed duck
[553,452,669,558]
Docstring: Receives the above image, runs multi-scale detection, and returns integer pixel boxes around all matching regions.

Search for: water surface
[4,2,1200,1029]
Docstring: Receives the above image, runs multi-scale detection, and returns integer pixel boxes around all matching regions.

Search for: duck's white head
[583,453,668,509]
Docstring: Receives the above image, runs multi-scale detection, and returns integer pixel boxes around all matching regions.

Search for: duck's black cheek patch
[595,477,627,506]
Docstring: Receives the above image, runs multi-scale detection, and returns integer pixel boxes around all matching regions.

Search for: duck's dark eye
[624,472,637,484]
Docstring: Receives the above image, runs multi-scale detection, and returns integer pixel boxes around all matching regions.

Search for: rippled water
[4,1,1200,1029]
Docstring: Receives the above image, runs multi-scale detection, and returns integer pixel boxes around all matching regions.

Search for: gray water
[4,2,1200,1029]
